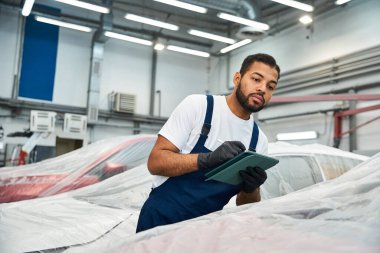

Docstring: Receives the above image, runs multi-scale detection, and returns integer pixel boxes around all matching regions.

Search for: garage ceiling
[2,0,346,55]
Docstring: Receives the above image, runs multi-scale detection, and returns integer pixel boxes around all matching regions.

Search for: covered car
[263,142,367,199]
[92,151,380,253]
[0,134,157,203]
[0,142,370,253]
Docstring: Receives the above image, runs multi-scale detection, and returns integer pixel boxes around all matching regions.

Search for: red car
[0,134,156,203]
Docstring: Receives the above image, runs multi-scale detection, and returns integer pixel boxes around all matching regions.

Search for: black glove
[239,167,267,193]
[198,141,245,170]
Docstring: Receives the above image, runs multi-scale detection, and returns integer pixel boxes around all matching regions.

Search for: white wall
[210,0,380,93]
[0,7,209,118]
[156,50,209,117]
[53,28,92,107]
[208,55,229,95]
[355,86,380,154]
[208,0,380,153]
[99,38,153,114]
[226,0,380,83]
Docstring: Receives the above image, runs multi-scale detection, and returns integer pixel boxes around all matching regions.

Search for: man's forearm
[236,188,261,206]
[148,149,199,177]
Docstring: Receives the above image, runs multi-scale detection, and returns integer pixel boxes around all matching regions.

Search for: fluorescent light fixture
[220,39,252,54]
[125,13,179,31]
[55,0,110,14]
[35,16,92,32]
[217,12,269,31]
[335,0,351,5]
[167,45,209,58]
[22,0,35,16]
[188,29,236,44]
[299,15,313,25]
[270,0,314,12]
[154,43,165,51]
[276,131,318,141]
[104,31,153,46]
[153,0,207,14]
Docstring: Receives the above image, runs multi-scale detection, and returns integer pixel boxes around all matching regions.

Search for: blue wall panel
[19,15,59,101]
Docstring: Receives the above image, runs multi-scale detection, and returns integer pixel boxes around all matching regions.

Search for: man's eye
[267,85,275,91]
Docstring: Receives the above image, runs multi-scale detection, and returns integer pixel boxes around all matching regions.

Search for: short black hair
[239,53,281,81]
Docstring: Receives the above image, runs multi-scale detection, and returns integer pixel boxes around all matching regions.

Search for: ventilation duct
[235,26,267,40]
[187,0,258,18]
[186,0,266,40]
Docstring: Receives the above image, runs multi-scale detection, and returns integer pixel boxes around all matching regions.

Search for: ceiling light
[270,0,314,12]
[35,16,92,32]
[125,13,179,31]
[153,0,207,14]
[220,39,252,54]
[154,43,165,51]
[167,45,209,58]
[22,0,35,16]
[55,0,110,14]
[188,29,236,44]
[276,131,318,141]
[299,15,313,25]
[335,0,351,5]
[217,13,269,31]
[104,31,153,46]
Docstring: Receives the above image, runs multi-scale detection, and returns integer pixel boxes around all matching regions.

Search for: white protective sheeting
[0,163,153,253]
[68,152,380,253]
[0,142,370,253]
[0,134,156,203]
[261,142,368,199]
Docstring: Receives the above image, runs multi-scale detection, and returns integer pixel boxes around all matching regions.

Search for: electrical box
[64,113,87,136]
[30,110,56,132]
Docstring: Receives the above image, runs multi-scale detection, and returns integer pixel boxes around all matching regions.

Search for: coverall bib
[136,95,259,232]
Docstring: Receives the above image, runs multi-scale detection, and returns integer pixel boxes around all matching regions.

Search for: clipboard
[205,151,279,185]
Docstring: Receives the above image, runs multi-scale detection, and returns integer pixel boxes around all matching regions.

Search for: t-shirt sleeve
[159,95,203,150]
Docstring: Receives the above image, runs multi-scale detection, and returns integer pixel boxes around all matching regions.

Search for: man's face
[234,61,278,113]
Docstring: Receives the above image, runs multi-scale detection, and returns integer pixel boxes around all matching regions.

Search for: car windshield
[262,155,322,199]
[314,154,365,180]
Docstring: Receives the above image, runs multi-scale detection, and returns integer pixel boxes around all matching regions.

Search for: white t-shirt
[153,94,268,187]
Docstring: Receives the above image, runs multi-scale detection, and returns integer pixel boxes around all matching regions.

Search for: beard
[236,81,266,113]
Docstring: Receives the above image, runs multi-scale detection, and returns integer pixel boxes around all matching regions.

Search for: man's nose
[256,82,266,94]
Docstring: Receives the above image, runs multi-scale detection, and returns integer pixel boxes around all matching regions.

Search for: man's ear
[233,72,241,88]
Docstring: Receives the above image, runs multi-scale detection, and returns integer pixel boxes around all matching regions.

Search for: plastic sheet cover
[261,142,368,199]
[0,134,157,203]
[0,142,372,253]
[71,152,380,253]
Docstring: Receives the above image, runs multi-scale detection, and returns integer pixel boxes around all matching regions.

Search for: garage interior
[0,0,380,252]
[0,0,378,164]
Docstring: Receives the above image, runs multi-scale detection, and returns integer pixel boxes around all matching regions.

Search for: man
[136,53,280,232]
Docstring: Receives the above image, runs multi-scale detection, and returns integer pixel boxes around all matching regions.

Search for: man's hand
[239,167,267,193]
[198,141,245,170]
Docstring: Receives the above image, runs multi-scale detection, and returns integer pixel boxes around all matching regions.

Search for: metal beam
[270,94,380,104]
[335,103,380,117]
[0,97,167,125]
[333,103,380,148]
[149,49,157,116]
[87,1,113,123]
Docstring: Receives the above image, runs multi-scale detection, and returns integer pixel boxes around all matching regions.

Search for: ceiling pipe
[184,0,259,19]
